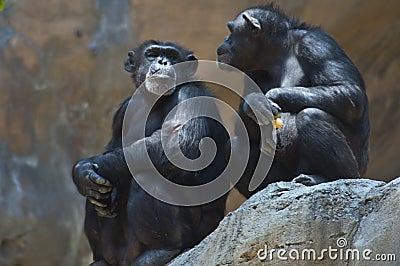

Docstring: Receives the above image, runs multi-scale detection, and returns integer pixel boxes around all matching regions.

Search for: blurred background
[0,0,399,265]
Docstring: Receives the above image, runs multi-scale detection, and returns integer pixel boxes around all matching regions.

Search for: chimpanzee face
[217,11,263,71]
[124,41,197,96]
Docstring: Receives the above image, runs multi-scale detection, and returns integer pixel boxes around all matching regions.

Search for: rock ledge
[169,178,400,266]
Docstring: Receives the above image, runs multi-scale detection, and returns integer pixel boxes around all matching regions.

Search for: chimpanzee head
[217,4,293,71]
[124,40,198,95]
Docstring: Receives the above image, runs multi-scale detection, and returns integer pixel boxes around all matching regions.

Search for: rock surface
[169,178,400,265]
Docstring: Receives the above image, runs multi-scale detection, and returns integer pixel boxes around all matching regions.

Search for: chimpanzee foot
[89,259,111,266]
[292,174,330,186]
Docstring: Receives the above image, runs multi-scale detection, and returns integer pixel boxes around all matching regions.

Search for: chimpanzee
[72,40,229,266]
[217,4,370,198]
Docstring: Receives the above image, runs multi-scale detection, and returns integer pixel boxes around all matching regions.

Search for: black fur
[217,4,370,197]
[73,41,228,265]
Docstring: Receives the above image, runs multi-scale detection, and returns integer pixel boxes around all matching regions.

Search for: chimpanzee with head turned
[217,4,370,197]
[72,40,229,265]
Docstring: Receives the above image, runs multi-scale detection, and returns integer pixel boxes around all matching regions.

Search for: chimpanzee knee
[296,108,341,129]
[296,108,360,179]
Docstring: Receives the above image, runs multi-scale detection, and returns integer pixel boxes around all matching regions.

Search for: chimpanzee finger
[244,93,274,125]
[95,206,117,218]
[93,184,113,194]
[92,163,99,171]
[253,100,274,126]
[245,105,270,126]
[254,111,272,126]
[87,182,113,194]
[86,189,111,200]
[87,171,112,187]
[171,124,182,133]
[162,120,182,133]
[268,99,281,116]
[86,173,113,194]
[88,197,108,208]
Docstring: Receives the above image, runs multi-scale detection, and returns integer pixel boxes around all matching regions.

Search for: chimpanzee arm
[72,92,166,196]
[73,83,215,200]
[72,98,130,199]
[266,30,367,125]
[97,83,214,175]
[126,83,216,175]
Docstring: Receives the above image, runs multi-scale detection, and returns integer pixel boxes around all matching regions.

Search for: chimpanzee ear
[242,13,261,34]
[185,53,198,77]
[124,50,136,73]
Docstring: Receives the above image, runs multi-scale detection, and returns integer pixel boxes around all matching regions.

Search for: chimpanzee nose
[158,58,169,66]
[227,21,234,31]
[217,45,228,56]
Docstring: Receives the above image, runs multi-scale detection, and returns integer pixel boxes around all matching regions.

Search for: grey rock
[169,178,400,265]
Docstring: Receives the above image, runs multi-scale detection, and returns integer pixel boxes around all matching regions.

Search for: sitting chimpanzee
[217,4,370,198]
[72,40,228,266]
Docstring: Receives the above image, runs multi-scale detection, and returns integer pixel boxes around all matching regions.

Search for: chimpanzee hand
[243,92,281,125]
[160,120,183,167]
[265,88,281,105]
[72,161,113,209]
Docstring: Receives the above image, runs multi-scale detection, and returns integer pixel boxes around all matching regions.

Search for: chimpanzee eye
[225,35,232,43]
[169,54,178,61]
[145,50,158,61]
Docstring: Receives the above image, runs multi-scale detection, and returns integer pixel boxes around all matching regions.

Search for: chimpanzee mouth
[145,73,176,96]
[149,73,171,80]
[217,53,231,64]
[217,54,235,71]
